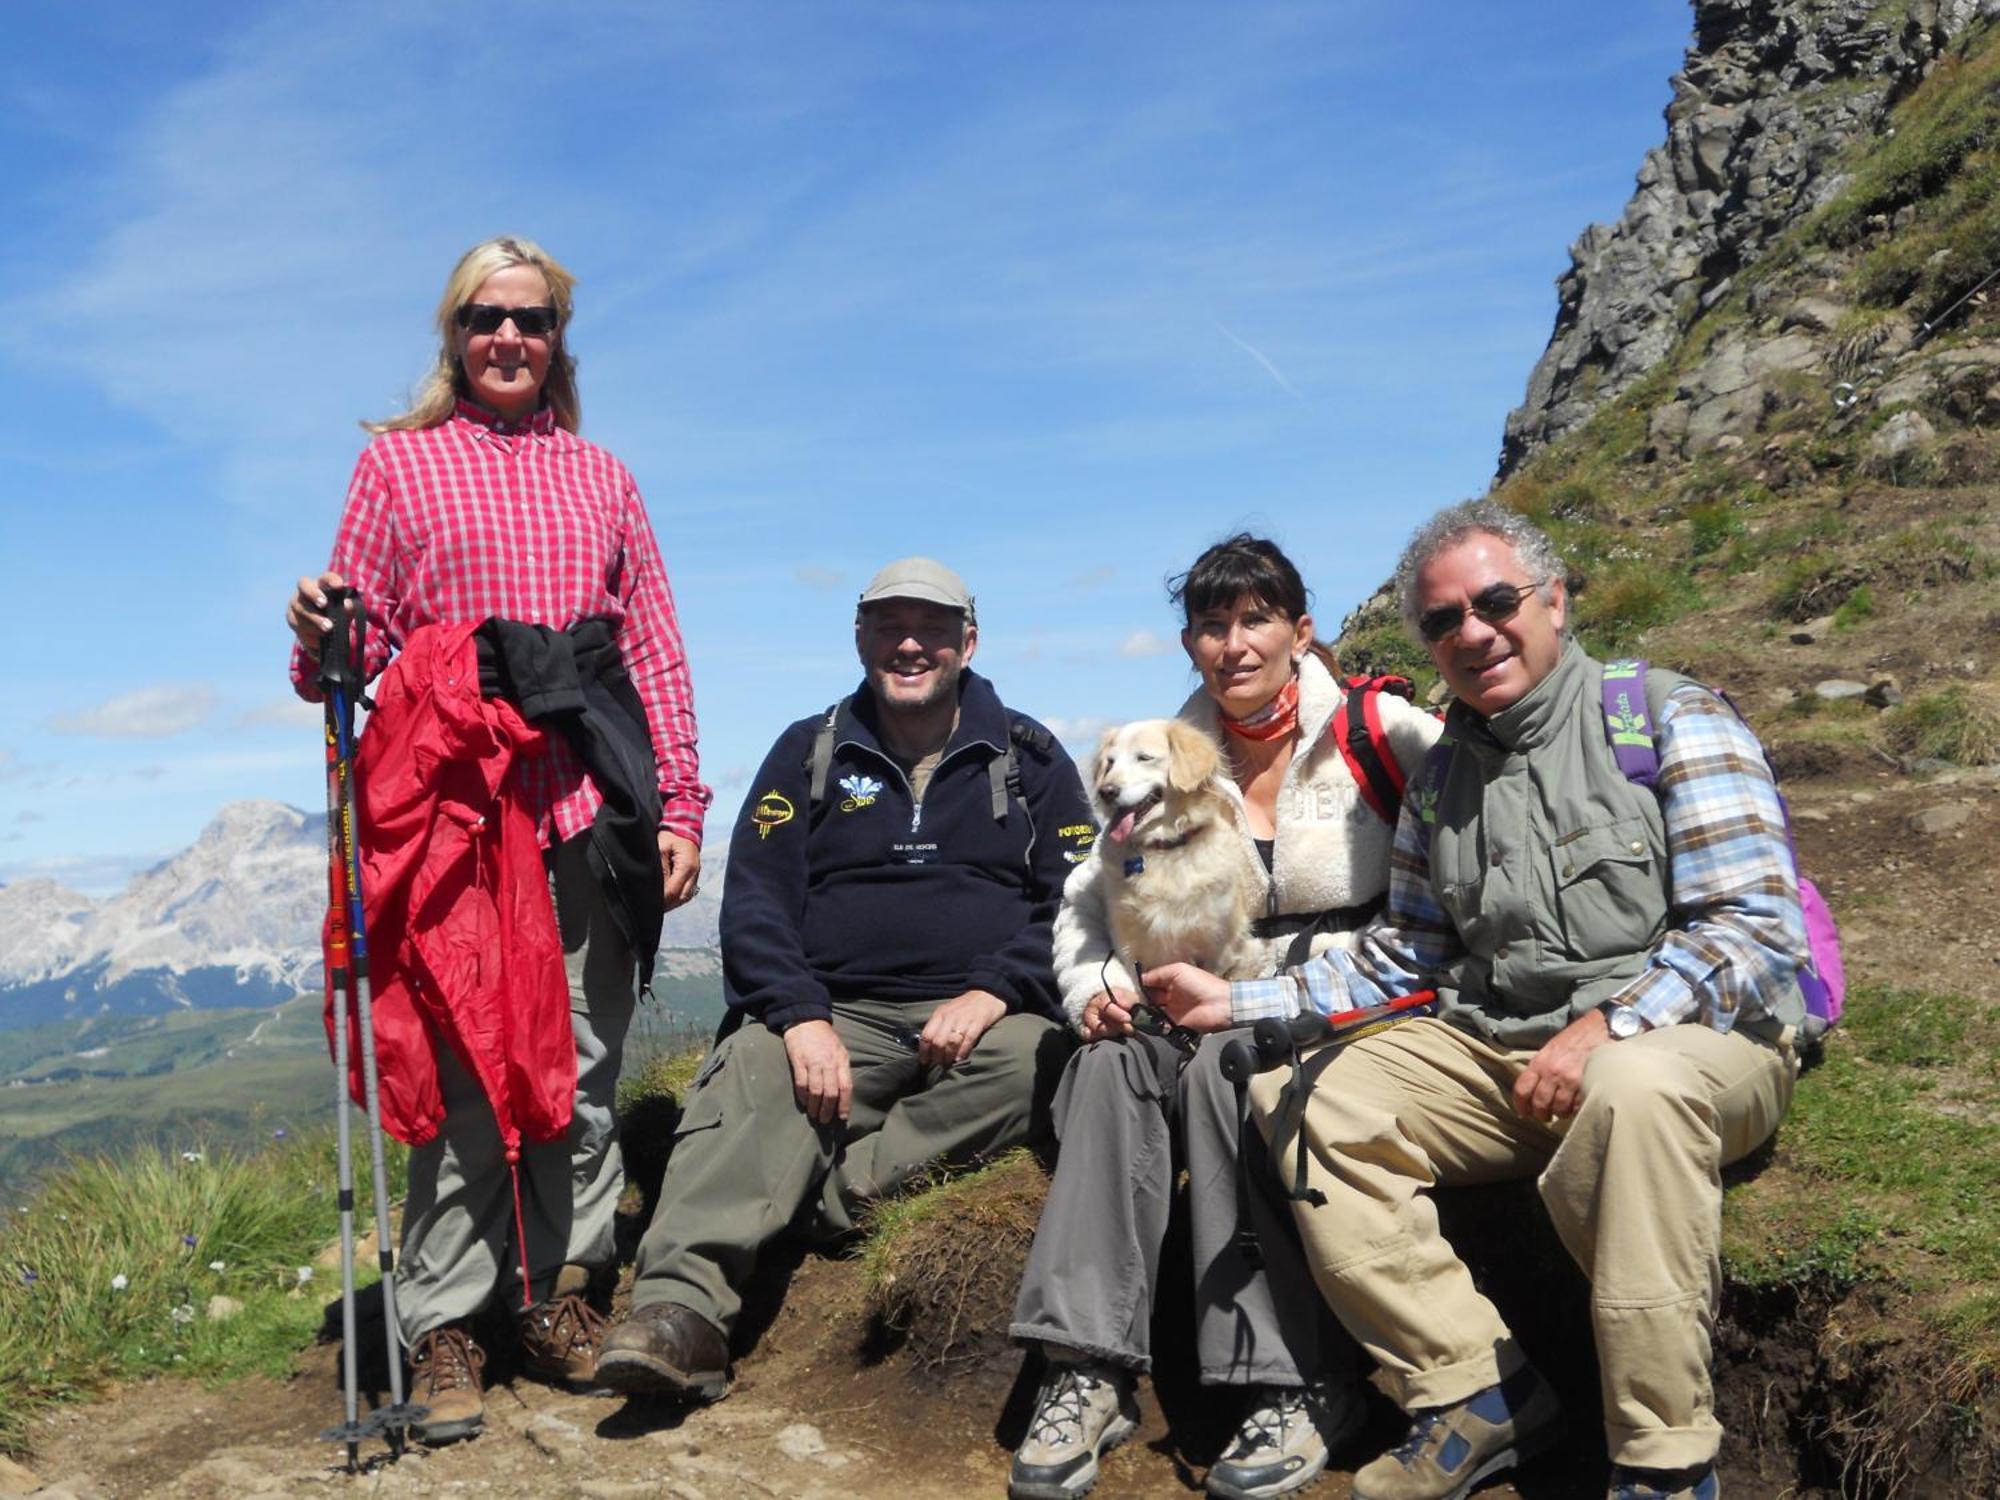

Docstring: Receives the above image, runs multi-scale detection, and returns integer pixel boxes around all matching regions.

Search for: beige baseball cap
[856,557,975,621]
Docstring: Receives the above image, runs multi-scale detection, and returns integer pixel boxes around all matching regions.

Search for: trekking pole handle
[1217,1035,1261,1084]
[314,586,374,709]
[318,588,354,668]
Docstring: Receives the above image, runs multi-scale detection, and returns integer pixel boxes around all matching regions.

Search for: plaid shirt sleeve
[608,470,709,847]
[1231,801,1462,1024]
[1608,684,1807,1032]
[289,448,398,700]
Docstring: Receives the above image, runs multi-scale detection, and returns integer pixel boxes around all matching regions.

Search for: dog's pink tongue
[1108,808,1139,844]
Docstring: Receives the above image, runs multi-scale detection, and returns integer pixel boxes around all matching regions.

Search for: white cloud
[235,696,322,732]
[51,684,216,738]
[1119,630,1174,659]
[1043,715,1114,746]
[0,850,159,898]
[794,565,847,592]
[0,749,16,780]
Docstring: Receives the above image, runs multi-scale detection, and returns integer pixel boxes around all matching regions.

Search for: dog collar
[1122,829,1195,875]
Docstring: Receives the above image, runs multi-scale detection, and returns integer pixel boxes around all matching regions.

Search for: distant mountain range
[0,801,725,1033]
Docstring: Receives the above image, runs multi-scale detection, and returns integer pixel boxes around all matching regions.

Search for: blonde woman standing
[283,236,707,1443]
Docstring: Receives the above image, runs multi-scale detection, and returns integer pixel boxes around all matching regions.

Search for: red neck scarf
[1220,673,1300,742]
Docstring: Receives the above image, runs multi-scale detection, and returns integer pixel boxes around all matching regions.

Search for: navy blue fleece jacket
[719,670,1094,1031]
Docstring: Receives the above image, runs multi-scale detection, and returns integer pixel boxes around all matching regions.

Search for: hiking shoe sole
[1206,1394,1366,1500]
[1009,1412,1137,1500]
[596,1346,730,1403]
[413,1411,484,1446]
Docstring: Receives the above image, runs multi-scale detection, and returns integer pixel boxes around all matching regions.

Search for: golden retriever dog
[1089,718,1267,981]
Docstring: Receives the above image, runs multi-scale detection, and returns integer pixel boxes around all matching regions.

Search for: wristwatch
[1603,1002,1647,1040]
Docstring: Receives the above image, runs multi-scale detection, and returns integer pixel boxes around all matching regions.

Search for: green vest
[1426,642,1671,1048]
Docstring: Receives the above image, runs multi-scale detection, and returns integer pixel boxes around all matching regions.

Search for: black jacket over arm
[475,617,665,987]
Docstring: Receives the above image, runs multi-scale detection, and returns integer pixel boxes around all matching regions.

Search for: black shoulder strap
[983,713,1050,823]
[806,698,848,806]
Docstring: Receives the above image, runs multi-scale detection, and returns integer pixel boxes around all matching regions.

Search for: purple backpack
[1601,661,1846,1039]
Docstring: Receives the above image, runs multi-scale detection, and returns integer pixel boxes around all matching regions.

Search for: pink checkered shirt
[290,399,710,848]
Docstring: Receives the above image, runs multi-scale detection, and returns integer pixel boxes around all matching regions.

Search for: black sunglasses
[455,303,558,338]
[1417,579,1546,644]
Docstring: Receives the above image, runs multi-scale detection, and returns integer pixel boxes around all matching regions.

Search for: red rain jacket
[323,622,575,1152]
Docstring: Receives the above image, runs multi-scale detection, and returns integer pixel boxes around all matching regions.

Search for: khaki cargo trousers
[630,997,1063,1336]
[1247,1015,1795,1471]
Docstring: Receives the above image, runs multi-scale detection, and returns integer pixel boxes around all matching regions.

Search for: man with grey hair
[1144,501,1808,1500]
[599,557,1093,1402]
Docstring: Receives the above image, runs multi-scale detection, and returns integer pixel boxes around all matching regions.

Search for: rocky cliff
[1499,0,2000,477]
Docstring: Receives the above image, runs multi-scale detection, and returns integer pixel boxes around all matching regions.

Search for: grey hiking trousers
[1010,1030,1337,1387]
[394,836,636,1343]
[629,995,1066,1336]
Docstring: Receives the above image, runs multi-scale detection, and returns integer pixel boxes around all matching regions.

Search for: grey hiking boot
[1009,1359,1140,1499]
[1207,1381,1367,1499]
[1352,1364,1562,1500]
[597,1300,730,1401]
[409,1322,486,1446]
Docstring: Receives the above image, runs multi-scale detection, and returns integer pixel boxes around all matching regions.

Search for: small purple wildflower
[182,1233,197,1248]
[273,1128,288,1139]
[19,1268,36,1285]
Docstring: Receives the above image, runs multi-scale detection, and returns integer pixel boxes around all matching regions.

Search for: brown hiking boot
[409,1323,486,1445]
[518,1292,610,1387]
[596,1301,730,1401]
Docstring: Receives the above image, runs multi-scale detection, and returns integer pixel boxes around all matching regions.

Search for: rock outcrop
[1499,0,2000,477]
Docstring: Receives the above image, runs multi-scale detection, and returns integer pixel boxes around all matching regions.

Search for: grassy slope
[0,1130,408,1456]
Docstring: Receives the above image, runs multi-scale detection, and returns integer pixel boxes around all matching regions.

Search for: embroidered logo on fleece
[839,774,883,812]
[751,791,795,839]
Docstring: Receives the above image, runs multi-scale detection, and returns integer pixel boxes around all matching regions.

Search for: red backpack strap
[1331,675,1413,824]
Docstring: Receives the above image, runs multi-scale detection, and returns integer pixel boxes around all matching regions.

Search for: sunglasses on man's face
[1417,579,1546,644]
[455,303,558,338]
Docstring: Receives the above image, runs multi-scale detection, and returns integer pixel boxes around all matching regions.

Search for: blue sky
[0,0,1690,895]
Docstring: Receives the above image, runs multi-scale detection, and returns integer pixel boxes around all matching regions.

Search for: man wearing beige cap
[600,558,1093,1400]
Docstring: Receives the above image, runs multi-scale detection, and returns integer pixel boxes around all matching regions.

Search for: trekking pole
[316,596,365,1470]
[317,588,424,1462]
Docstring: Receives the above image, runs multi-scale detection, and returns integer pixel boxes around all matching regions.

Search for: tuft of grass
[1570,561,1699,654]
[1870,521,1990,588]
[615,1041,709,1118]
[1883,685,2000,765]
[1770,552,1867,621]
[0,1128,406,1456]
[862,1149,1046,1368]
[1833,584,1878,628]
[1687,501,1747,558]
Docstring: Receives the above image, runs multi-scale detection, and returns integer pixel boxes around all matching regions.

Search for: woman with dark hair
[1007,535,1440,1500]
[282,236,707,1445]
